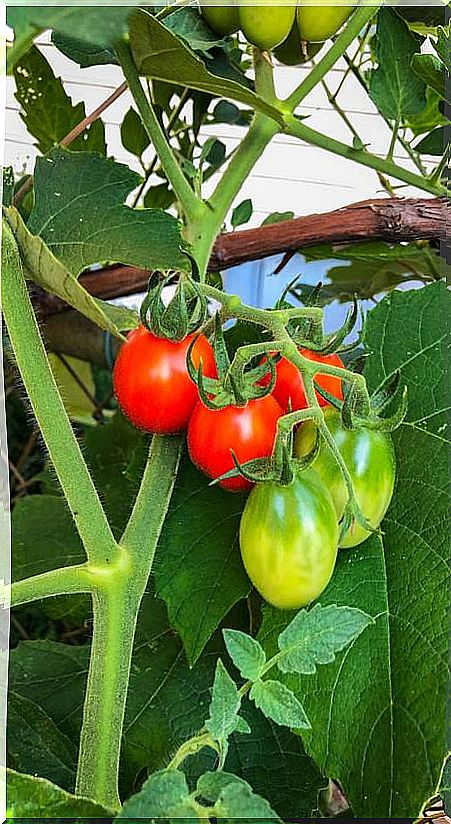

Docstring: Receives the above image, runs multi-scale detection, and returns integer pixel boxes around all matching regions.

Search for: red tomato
[113,326,216,434]
[187,395,283,491]
[261,349,344,412]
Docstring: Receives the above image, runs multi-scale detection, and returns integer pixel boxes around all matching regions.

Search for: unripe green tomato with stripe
[239,2,297,51]
[297,1,356,43]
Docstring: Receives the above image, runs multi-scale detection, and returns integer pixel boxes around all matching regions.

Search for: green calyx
[187,313,276,410]
[316,369,408,433]
[140,250,208,342]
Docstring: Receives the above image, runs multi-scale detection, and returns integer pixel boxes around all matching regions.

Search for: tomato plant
[294,408,396,547]
[239,469,339,608]
[113,326,216,434]
[188,395,283,491]
[2,2,448,822]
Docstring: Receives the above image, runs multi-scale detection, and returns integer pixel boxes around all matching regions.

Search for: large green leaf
[52,31,118,68]
[6,768,113,818]
[155,454,250,666]
[4,208,136,336]
[129,10,283,124]
[369,7,426,121]
[26,148,187,275]
[14,46,105,155]
[7,692,77,791]
[412,53,448,104]
[164,7,224,55]
[258,281,450,817]
[6,5,136,72]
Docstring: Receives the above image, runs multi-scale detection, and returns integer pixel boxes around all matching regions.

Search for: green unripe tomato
[239,469,339,609]
[274,23,324,65]
[200,2,240,35]
[239,2,296,51]
[297,1,356,43]
[294,408,396,548]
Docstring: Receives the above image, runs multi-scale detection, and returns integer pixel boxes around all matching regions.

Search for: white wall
[5,34,434,227]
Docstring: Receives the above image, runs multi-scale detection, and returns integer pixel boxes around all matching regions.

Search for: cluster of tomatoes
[200,1,356,65]
[113,324,395,610]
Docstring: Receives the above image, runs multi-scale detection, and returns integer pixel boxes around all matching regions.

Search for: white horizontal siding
[5,34,436,226]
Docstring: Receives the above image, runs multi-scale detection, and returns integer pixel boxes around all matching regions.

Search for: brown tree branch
[33,195,447,319]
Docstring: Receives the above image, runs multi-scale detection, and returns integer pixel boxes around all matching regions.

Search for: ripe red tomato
[187,395,283,491]
[113,326,216,434]
[261,349,344,412]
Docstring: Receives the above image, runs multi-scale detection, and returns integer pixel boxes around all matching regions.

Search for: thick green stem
[283,117,446,196]
[285,2,381,112]
[10,564,93,608]
[75,435,183,809]
[115,40,203,225]
[1,219,117,565]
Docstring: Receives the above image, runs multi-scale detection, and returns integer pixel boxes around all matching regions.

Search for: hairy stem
[75,435,182,808]
[10,564,93,608]
[115,39,203,225]
[1,219,117,564]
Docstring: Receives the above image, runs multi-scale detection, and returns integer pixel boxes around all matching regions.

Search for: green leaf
[412,52,447,103]
[129,9,283,123]
[210,771,283,820]
[7,692,77,791]
[407,87,447,136]
[121,106,150,158]
[231,198,253,229]
[144,183,176,210]
[259,281,450,817]
[233,715,252,734]
[415,126,447,155]
[369,7,426,120]
[116,769,191,819]
[26,148,187,275]
[250,680,311,730]
[261,211,294,226]
[6,768,113,818]
[206,659,241,742]
[7,6,136,72]
[211,100,250,127]
[155,453,250,666]
[52,31,118,68]
[4,207,136,336]
[11,494,88,621]
[14,46,106,155]
[277,604,373,675]
[223,629,266,681]
[225,697,325,818]
[164,7,224,55]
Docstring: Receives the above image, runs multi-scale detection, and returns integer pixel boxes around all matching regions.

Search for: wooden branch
[34,196,447,317]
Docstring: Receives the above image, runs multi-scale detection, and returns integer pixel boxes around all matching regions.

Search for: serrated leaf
[116,769,190,819]
[4,207,136,336]
[277,604,373,675]
[259,281,450,817]
[155,453,250,666]
[250,680,310,730]
[7,692,77,791]
[408,87,447,136]
[223,629,266,681]
[231,198,253,229]
[233,715,251,734]
[197,771,282,821]
[121,107,150,158]
[26,148,187,275]
[14,46,106,155]
[129,9,283,123]
[7,6,136,72]
[369,7,426,120]
[412,52,447,103]
[206,659,241,742]
[6,768,113,818]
